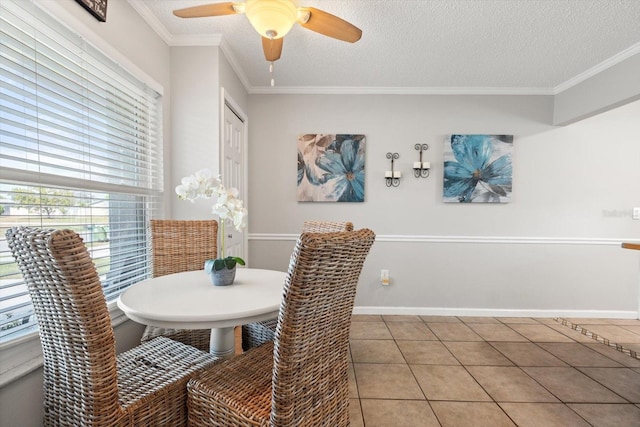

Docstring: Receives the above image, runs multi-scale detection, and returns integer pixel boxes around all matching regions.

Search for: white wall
[170,46,222,219]
[169,47,250,220]
[247,95,640,317]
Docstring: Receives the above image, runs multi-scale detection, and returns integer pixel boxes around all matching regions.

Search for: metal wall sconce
[385,152,401,187]
[413,143,431,178]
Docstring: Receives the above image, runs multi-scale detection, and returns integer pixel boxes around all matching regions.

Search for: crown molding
[218,40,253,92]
[127,0,173,44]
[128,0,221,46]
[248,86,555,95]
[127,1,251,92]
[553,42,640,94]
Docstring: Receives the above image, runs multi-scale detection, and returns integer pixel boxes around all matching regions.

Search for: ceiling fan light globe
[245,0,297,39]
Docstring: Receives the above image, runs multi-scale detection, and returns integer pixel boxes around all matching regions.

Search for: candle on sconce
[393,171,402,178]
[413,161,422,169]
[384,171,393,178]
[422,162,431,169]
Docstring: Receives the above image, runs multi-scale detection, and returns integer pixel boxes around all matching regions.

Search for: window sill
[0,301,129,387]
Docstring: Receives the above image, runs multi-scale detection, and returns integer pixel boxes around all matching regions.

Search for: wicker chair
[6,227,220,427]
[241,220,354,351]
[301,220,354,233]
[140,219,218,352]
[188,228,375,427]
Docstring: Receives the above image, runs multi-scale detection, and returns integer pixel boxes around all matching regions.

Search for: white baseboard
[352,306,639,319]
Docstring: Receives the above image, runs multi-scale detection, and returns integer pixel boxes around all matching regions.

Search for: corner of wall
[553,53,640,125]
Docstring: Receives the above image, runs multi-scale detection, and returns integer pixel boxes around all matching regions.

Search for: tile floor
[347,315,640,427]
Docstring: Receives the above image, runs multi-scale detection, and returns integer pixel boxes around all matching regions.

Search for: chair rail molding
[249,233,638,247]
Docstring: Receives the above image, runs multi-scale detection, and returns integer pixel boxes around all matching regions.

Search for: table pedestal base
[210,327,235,359]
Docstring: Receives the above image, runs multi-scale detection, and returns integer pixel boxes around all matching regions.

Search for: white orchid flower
[174,169,222,202]
[176,170,248,259]
[231,207,248,231]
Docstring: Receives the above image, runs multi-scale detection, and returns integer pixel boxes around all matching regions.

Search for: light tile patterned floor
[348,315,640,427]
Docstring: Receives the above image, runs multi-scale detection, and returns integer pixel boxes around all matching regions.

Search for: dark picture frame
[75,0,108,22]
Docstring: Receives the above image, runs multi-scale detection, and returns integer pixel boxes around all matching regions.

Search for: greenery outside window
[0,0,163,343]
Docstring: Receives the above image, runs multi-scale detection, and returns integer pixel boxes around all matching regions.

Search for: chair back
[271,229,375,426]
[6,227,122,422]
[301,220,354,233]
[150,219,218,277]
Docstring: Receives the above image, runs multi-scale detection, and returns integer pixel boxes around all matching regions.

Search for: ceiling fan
[173,0,362,64]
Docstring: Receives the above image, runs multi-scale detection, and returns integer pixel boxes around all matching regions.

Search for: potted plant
[175,169,248,286]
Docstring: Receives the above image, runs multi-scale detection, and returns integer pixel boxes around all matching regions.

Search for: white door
[221,101,246,261]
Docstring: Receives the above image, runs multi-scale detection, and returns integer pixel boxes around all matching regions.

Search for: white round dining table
[117,268,286,358]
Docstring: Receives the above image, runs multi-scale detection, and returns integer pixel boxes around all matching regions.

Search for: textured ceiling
[130,0,640,93]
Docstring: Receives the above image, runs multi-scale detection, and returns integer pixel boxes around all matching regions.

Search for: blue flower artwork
[297,134,365,202]
[443,134,513,203]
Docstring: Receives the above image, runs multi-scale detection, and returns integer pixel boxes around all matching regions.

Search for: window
[0,0,163,343]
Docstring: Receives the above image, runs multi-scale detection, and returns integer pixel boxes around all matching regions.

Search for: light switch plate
[633,207,640,220]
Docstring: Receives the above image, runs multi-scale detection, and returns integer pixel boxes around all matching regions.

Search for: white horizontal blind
[0,0,163,342]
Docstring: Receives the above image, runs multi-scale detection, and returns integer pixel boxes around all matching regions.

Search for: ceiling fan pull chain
[270,61,275,87]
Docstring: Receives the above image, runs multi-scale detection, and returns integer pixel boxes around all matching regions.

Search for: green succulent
[205,256,246,272]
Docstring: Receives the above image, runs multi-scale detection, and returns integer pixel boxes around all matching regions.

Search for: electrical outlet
[381,269,390,286]
[633,207,640,220]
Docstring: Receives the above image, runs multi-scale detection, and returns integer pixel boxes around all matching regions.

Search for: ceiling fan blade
[262,36,283,61]
[173,2,238,18]
[298,7,362,43]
